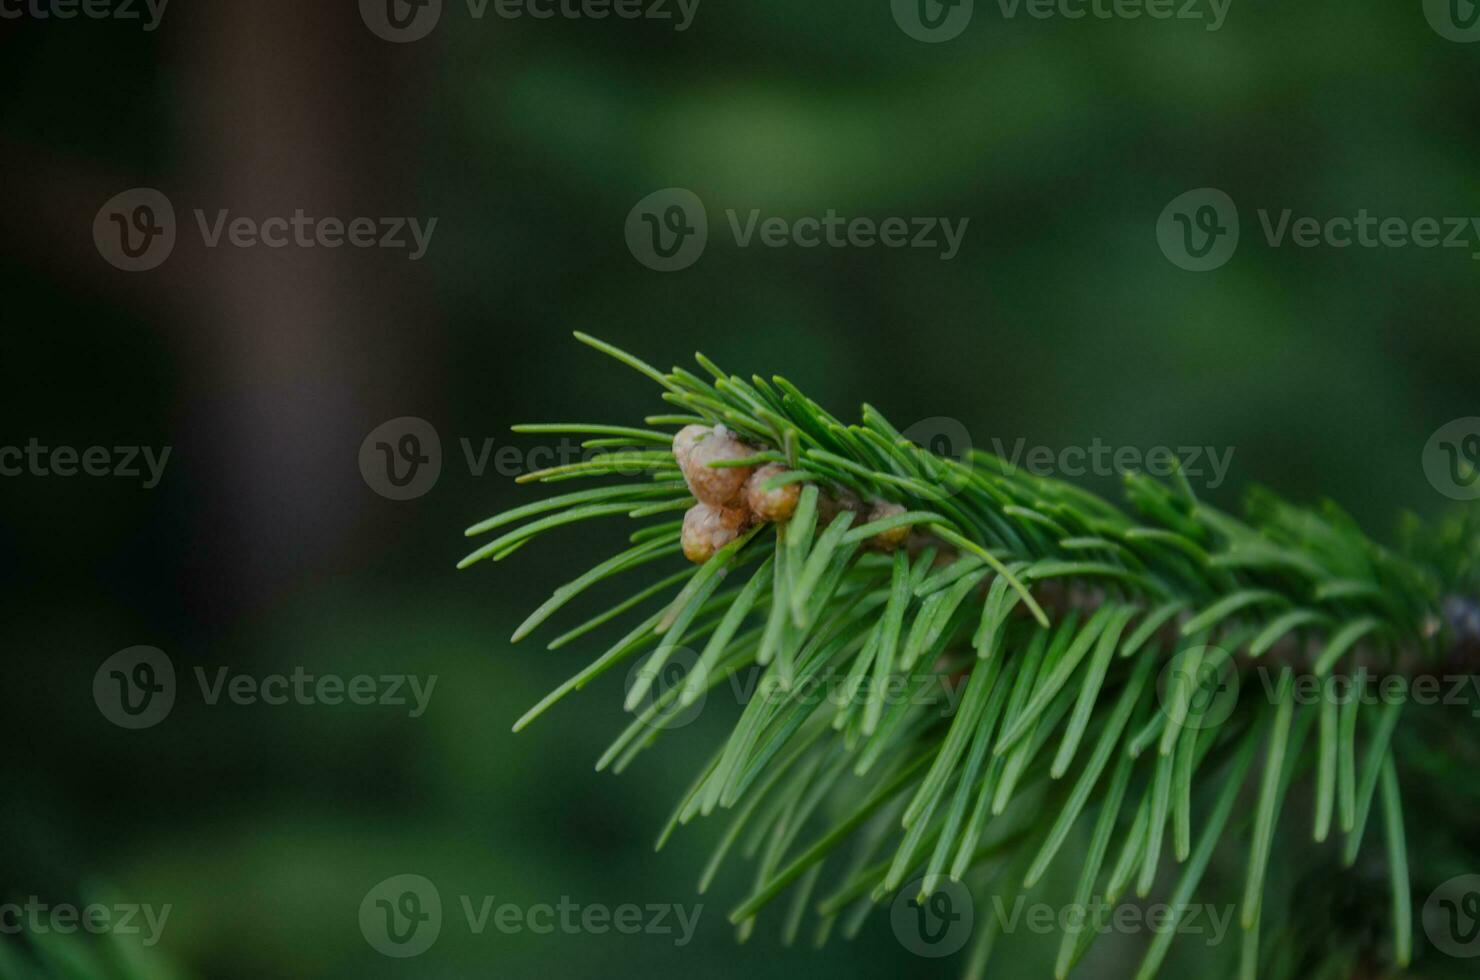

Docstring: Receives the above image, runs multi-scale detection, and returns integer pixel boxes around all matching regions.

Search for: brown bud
[681,502,750,564]
[867,500,910,551]
[745,463,800,523]
[672,424,754,508]
[815,488,864,529]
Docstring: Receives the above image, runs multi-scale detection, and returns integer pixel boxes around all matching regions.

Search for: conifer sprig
[463,333,1480,978]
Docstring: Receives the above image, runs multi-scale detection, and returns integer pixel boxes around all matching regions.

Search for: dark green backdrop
[1,2,1475,977]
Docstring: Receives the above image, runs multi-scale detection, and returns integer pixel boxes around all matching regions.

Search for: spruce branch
[462,333,1480,978]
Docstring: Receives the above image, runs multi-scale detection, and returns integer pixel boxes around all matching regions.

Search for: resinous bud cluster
[672,424,910,563]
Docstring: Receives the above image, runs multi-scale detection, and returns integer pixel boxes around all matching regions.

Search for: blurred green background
[1,2,1477,977]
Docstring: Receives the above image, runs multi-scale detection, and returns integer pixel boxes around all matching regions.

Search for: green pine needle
[463,335,1479,980]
